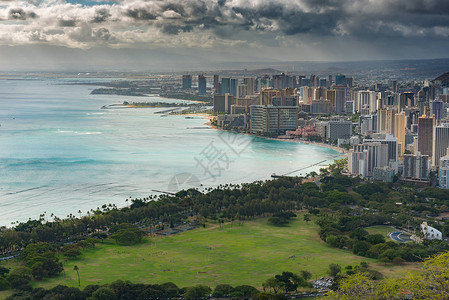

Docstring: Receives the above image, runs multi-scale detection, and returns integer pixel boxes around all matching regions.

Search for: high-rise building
[417,115,435,157]
[360,115,377,136]
[345,101,354,114]
[198,75,206,95]
[327,120,352,141]
[431,101,444,120]
[237,84,248,98]
[391,80,398,93]
[356,91,377,114]
[250,105,298,134]
[326,89,336,111]
[399,92,414,109]
[394,112,406,158]
[182,75,192,90]
[213,93,234,113]
[230,78,238,97]
[299,87,312,105]
[364,133,399,163]
[243,77,255,95]
[377,108,396,135]
[433,123,449,167]
[260,88,279,106]
[335,87,346,114]
[313,87,327,100]
[351,142,389,177]
[335,74,346,86]
[221,77,230,94]
[346,77,353,88]
[311,100,332,114]
[213,75,221,94]
[285,96,297,107]
[301,78,311,87]
[403,152,429,180]
[439,148,449,189]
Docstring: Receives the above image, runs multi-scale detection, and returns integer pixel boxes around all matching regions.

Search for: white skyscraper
[433,123,449,167]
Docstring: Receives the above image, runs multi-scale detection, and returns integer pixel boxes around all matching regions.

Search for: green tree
[352,241,372,256]
[62,244,82,259]
[328,263,341,277]
[263,277,284,294]
[212,284,233,298]
[110,223,144,246]
[74,265,80,287]
[0,277,11,291]
[183,285,211,299]
[300,270,312,280]
[327,251,449,299]
[303,214,311,224]
[0,266,10,278]
[91,287,117,300]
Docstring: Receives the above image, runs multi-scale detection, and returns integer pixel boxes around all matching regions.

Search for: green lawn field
[4,216,421,292]
[365,225,395,237]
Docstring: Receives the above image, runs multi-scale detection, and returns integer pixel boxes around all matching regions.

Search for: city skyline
[1,0,449,71]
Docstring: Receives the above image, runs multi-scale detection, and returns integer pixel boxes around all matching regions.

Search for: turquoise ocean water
[0,77,339,226]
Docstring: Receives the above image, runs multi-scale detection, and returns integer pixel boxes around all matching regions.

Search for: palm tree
[74,265,80,287]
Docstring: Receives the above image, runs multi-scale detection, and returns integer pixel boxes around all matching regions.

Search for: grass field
[3,216,421,292]
[365,225,395,237]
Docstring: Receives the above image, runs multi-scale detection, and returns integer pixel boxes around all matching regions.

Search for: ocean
[0,77,339,226]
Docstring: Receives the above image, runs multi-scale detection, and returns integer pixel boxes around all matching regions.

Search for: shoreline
[194,113,347,157]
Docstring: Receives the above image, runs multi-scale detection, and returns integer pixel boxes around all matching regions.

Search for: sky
[0,0,449,71]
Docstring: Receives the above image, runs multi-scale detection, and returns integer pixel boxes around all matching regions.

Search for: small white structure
[421,222,442,240]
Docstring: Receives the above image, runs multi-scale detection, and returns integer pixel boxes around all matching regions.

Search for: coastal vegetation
[123,101,194,107]
[1,160,449,297]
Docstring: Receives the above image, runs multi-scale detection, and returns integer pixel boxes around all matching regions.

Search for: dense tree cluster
[109,223,144,245]
[3,279,261,300]
[263,271,311,293]
[328,251,449,299]
[268,212,297,226]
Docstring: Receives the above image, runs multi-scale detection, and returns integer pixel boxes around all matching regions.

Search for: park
[1,215,419,294]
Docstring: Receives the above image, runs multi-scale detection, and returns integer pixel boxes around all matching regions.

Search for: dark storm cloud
[58,19,77,27]
[125,8,157,20]
[92,8,111,23]
[120,0,449,40]
[231,2,339,35]
[160,24,193,35]
[2,0,449,54]
[9,8,26,20]
[8,8,38,20]
[94,28,112,40]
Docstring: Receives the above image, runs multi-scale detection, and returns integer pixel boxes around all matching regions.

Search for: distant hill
[247,68,282,74]
[434,72,449,84]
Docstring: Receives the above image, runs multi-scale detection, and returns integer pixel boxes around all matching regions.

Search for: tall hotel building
[433,123,449,167]
[417,115,435,158]
[394,112,406,158]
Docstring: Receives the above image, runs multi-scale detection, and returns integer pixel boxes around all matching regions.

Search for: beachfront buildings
[209,71,449,188]
[213,93,234,113]
[250,105,298,134]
